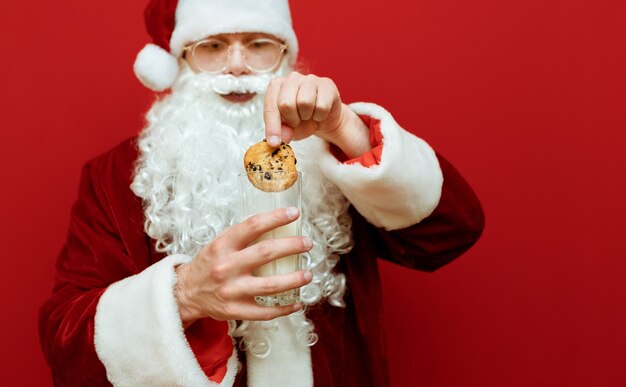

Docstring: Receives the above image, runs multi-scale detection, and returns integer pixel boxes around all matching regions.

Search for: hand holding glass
[238,171,302,306]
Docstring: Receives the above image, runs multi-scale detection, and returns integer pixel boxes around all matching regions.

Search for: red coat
[39,129,483,386]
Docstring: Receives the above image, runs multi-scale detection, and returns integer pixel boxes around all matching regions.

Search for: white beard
[131,63,353,356]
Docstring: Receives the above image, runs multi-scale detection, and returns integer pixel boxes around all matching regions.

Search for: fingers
[280,124,295,144]
[296,80,318,122]
[226,271,311,321]
[232,302,304,321]
[265,73,341,145]
[264,78,284,147]
[224,207,300,250]
[234,235,313,271]
[312,78,338,122]
[243,270,313,297]
[277,79,302,129]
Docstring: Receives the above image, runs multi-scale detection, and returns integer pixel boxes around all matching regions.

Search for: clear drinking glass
[237,171,302,306]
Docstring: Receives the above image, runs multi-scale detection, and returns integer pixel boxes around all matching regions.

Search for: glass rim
[238,170,301,177]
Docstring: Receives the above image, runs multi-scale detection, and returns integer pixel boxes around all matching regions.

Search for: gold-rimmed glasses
[183,38,288,74]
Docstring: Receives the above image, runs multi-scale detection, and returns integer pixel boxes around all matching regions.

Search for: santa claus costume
[39,0,484,386]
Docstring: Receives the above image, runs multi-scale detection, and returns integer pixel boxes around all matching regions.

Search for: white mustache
[193,73,275,95]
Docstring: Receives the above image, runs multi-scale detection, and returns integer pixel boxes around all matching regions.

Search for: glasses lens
[244,39,282,72]
[193,40,229,73]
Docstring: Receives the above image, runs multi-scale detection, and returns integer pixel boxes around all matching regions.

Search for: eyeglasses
[183,38,288,74]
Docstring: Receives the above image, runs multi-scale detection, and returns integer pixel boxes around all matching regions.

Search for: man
[39,0,484,386]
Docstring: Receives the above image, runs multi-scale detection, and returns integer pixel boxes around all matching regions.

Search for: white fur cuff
[94,254,239,386]
[314,102,443,230]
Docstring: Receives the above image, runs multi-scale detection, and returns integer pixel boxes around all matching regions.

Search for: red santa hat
[134,0,299,91]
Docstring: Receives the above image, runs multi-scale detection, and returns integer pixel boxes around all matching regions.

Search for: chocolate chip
[264,172,271,180]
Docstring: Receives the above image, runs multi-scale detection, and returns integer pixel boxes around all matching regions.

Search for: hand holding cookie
[243,140,298,192]
[263,72,372,159]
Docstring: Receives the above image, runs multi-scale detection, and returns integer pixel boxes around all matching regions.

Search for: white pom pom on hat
[134,44,180,92]
[134,0,299,92]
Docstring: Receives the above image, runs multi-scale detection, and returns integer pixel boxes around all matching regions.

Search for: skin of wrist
[174,263,199,329]
[324,104,371,159]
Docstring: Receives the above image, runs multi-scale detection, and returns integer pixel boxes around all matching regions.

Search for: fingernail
[304,270,313,281]
[303,237,312,249]
[286,207,299,219]
[268,136,280,146]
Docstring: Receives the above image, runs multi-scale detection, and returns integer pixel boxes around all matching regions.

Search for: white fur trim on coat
[310,102,443,230]
[94,254,239,387]
[246,314,312,387]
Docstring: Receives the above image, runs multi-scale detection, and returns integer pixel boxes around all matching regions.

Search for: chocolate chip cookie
[243,140,298,192]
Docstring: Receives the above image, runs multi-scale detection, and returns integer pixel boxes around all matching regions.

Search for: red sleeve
[39,162,122,386]
[329,115,384,167]
[186,318,233,383]
[39,142,235,385]
[365,153,485,271]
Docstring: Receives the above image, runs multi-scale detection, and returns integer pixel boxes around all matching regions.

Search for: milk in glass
[238,172,302,306]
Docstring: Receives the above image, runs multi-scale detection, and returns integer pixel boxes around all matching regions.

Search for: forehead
[202,32,283,43]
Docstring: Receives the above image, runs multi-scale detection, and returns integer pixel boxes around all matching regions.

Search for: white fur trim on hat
[134,43,181,92]
[171,0,299,64]
[94,254,240,386]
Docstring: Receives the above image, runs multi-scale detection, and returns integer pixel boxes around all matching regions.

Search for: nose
[224,45,251,76]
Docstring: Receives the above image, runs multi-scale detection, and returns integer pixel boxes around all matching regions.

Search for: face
[183,32,287,104]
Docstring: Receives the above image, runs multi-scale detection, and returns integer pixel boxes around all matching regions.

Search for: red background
[2,1,625,386]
